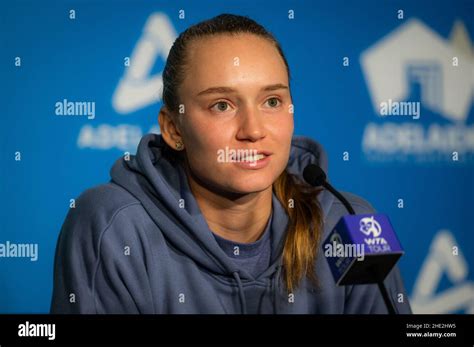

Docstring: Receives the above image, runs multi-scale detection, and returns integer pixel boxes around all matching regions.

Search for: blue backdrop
[2,0,473,313]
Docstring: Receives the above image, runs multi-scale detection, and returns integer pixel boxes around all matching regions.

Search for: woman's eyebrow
[196,83,289,97]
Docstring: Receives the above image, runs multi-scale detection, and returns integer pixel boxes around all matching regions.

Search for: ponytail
[273,169,324,292]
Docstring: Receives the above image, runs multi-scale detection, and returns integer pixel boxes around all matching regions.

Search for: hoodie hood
[110,134,335,284]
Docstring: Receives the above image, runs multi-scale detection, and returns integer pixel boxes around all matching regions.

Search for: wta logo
[360,216,390,252]
[359,216,382,238]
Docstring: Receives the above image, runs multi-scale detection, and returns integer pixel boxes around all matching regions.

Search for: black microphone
[303,164,355,215]
[303,163,402,314]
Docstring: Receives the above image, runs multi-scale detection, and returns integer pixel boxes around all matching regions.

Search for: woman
[51,14,411,314]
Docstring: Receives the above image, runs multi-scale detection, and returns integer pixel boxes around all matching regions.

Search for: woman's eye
[266,97,281,108]
[211,101,230,112]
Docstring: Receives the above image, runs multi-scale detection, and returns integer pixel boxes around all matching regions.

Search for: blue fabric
[50,133,412,314]
[212,212,273,280]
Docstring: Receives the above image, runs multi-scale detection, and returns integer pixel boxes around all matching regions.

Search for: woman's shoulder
[63,183,142,235]
[75,182,141,216]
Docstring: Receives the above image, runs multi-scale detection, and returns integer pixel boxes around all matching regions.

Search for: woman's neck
[186,169,273,244]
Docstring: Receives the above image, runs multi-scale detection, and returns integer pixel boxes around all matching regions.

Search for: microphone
[303,164,403,314]
[303,164,355,215]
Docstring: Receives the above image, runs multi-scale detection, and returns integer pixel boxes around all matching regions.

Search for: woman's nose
[236,106,266,142]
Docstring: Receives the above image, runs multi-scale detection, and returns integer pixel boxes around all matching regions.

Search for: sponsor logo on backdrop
[360,19,474,163]
[113,13,177,114]
[411,230,474,313]
[77,13,175,150]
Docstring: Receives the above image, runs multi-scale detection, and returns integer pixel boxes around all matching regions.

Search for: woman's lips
[233,153,272,170]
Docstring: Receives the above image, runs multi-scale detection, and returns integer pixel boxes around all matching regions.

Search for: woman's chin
[225,178,274,195]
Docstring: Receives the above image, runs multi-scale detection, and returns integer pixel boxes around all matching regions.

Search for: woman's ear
[158,106,184,150]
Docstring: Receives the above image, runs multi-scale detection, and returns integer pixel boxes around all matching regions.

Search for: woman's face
[172,33,294,196]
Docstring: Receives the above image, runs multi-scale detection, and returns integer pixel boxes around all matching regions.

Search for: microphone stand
[320,177,397,314]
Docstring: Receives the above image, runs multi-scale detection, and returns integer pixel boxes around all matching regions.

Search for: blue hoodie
[50,134,412,314]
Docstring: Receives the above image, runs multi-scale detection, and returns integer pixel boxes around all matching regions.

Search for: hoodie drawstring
[232,271,247,314]
[233,265,282,314]
[271,265,282,314]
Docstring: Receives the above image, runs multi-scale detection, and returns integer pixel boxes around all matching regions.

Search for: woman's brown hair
[162,13,324,292]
